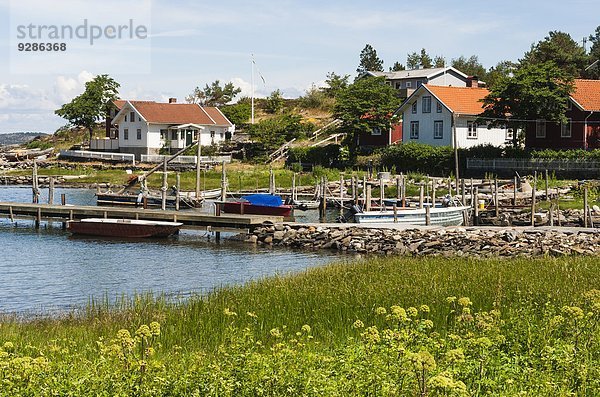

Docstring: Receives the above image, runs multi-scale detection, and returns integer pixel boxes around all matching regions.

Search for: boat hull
[354,206,469,226]
[222,202,293,217]
[96,193,200,208]
[67,218,182,238]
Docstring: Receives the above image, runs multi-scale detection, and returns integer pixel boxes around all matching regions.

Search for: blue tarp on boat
[241,194,283,207]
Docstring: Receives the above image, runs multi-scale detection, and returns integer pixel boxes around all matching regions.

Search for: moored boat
[353,205,470,226]
[67,218,183,238]
[220,194,293,217]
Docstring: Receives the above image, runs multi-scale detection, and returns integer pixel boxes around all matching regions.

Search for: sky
[0,0,598,133]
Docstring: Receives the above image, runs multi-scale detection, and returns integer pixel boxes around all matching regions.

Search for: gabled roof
[365,67,468,81]
[571,79,600,111]
[398,84,489,116]
[112,100,232,126]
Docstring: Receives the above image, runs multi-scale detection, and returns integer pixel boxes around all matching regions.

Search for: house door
[185,130,193,146]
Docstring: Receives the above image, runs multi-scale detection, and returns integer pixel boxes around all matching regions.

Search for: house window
[535,120,546,138]
[138,117,142,122]
[406,81,412,88]
[467,121,478,139]
[396,83,402,89]
[220,132,224,139]
[136,129,142,140]
[124,115,127,122]
[436,102,442,113]
[371,127,382,136]
[411,102,417,114]
[123,128,129,140]
[506,128,514,141]
[422,96,431,113]
[434,121,443,139]
[561,119,572,138]
[171,130,178,140]
[416,80,423,87]
[410,121,419,139]
[130,112,135,123]
[160,129,167,140]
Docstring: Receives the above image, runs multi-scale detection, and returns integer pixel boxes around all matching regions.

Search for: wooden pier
[0,202,282,233]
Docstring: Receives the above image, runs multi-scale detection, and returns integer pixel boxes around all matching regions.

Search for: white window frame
[506,128,514,141]
[406,81,412,88]
[467,121,478,139]
[123,128,129,140]
[411,102,417,114]
[422,96,432,113]
[130,112,135,123]
[371,127,382,136]
[561,119,572,138]
[434,121,443,139]
[535,120,546,138]
[410,121,419,139]
[436,102,442,113]
[160,129,167,140]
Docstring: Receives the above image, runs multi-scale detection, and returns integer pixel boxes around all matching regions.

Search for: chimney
[466,76,478,88]
[168,97,177,103]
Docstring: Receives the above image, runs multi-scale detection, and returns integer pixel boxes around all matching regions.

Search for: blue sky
[0,0,598,133]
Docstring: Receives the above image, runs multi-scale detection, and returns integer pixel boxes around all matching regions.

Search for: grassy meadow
[2,255,600,395]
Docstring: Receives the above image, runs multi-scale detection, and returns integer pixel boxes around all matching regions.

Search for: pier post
[220,161,227,201]
[425,175,430,205]
[396,175,401,200]
[48,177,54,205]
[393,204,398,223]
[431,180,436,208]
[362,175,367,207]
[292,173,296,202]
[513,176,518,206]
[584,187,589,228]
[419,185,424,209]
[161,158,167,211]
[32,160,39,204]
[448,177,452,197]
[196,139,202,199]
[461,178,466,206]
[319,177,326,220]
[425,204,431,226]
[35,207,41,229]
[175,172,180,211]
[545,169,549,201]
[365,184,372,211]
[379,177,384,210]
[401,174,406,208]
[557,188,561,226]
[61,193,66,206]
[494,176,499,218]
[269,167,274,195]
[474,187,479,226]
[531,179,536,227]
[352,175,357,204]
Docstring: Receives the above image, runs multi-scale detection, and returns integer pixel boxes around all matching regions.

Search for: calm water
[0,187,344,314]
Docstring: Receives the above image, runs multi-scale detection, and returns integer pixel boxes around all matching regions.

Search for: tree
[334,76,401,155]
[221,102,251,126]
[389,62,405,72]
[521,31,588,78]
[322,72,350,98]
[186,80,241,106]
[586,25,600,79]
[357,44,384,73]
[480,61,574,146]
[486,60,517,88]
[451,55,487,80]
[433,55,446,68]
[265,89,285,114]
[407,48,433,69]
[55,74,120,143]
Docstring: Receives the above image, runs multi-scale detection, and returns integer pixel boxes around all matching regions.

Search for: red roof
[424,85,489,115]
[572,79,600,111]
[113,100,232,126]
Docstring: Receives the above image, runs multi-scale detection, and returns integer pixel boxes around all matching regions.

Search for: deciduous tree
[451,55,487,80]
[521,31,588,78]
[186,80,241,106]
[55,74,120,143]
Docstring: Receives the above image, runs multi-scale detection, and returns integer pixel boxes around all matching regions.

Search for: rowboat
[67,218,183,238]
[220,194,293,217]
[353,205,470,226]
[96,192,201,208]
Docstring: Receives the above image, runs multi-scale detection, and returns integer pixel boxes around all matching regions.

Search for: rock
[246,235,258,244]
[263,236,273,244]
[273,231,285,241]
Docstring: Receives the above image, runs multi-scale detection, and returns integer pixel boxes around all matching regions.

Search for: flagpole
[251,54,255,124]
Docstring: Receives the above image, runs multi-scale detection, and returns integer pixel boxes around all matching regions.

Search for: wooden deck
[0,202,282,233]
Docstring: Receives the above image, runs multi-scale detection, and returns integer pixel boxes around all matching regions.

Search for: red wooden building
[526,79,600,150]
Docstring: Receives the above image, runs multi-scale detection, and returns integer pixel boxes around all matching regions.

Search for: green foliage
[4,256,600,395]
[389,61,405,72]
[522,30,589,78]
[380,142,454,175]
[247,113,314,151]
[25,139,53,150]
[451,55,487,80]
[221,102,251,125]
[334,76,401,155]
[186,80,241,106]
[55,74,120,142]
[486,60,517,88]
[298,85,335,111]
[322,72,350,98]
[356,43,384,73]
[265,89,285,114]
[407,48,433,69]
[287,144,345,168]
[587,25,600,79]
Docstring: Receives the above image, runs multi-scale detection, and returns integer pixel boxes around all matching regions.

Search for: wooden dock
[0,202,282,233]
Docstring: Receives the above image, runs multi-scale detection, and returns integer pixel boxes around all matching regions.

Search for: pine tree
[357,44,384,73]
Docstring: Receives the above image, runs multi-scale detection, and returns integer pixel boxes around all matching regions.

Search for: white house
[107,99,234,159]
[364,67,484,100]
[397,84,511,148]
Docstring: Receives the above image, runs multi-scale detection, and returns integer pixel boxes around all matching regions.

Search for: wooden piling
[379,177,384,209]
[319,177,326,220]
[461,178,466,205]
[61,193,66,206]
[425,175,430,205]
[292,173,296,202]
[401,175,406,207]
[431,180,436,208]
[419,185,424,209]
[195,139,202,199]
[513,176,518,206]
[474,187,479,226]
[175,172,180,211]
[220,161,227,202]
[584,187,589,228]
[531,179,536,227]
[9,205,14,222]
[32,160,39,204]
[425,204,431,226]
[36,207,41,229]
[448,177,452,197]
[362,175,367,207]
[557,188,561,227]
[161,157,167,211]
[396,175,401,200]
[545,169,549,201]
[549,202,554,226]
[366,184,372,211]
[339,175,345,215]
[48,177,54,205]
[393,204,398,223]
[494,176,499,218]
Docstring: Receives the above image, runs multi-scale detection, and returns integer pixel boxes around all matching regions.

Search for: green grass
[3,255,600,395]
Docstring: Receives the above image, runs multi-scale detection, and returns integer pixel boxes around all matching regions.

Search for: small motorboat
[220,194,293,217]
[352,204,470,226]
[67,218,183,238]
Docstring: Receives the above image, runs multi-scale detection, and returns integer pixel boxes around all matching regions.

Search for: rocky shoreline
[245,223,600,258]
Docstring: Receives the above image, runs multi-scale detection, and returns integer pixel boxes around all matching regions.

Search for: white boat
[354,205,470,226]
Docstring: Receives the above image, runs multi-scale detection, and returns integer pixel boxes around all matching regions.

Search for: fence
[140,155,232,164]
[467,158,600,173]
[59,150,135,164]
[90,138,119,151]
